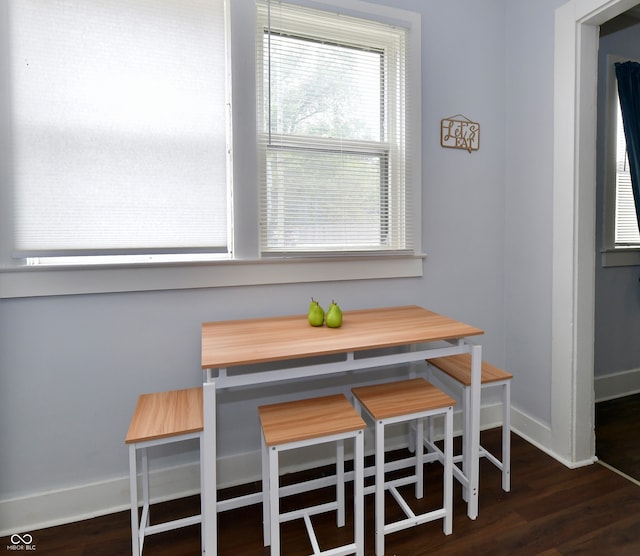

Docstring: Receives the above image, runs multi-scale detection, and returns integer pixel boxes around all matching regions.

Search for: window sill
[0,255,425,299]
[600,248,640,267]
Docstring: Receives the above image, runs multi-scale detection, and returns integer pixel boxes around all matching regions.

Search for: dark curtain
[615,61,640,229]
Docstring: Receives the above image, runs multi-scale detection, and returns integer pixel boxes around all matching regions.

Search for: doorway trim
[553,0,639,467]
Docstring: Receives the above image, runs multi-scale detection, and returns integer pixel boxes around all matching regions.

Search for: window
[602,55,640,266]
[0,0,422,297]
[613,98,640,246]
[9,0,229,264]
[256,0,412,255]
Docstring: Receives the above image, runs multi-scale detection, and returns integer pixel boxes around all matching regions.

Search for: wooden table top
[201,305,483,369]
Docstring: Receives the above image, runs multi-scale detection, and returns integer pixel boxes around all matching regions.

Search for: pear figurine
[307,298,325,327]
[326,300,343,328]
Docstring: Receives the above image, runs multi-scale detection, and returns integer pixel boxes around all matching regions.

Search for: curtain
[615,61,640,230]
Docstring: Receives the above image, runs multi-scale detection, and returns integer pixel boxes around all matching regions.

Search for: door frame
[553,0,639,466]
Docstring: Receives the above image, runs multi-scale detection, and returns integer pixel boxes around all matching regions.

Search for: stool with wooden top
[125,387,204,556]
[427,353,512,492]
[351,378,455,556]
[258,393,366,556]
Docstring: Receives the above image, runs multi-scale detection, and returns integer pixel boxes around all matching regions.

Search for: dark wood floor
[3,429,640,555]
[596,392,640,482]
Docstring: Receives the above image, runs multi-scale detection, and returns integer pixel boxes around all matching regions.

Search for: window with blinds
[256,0,411,255]
[10,0,228,263]
[614,98,640,246]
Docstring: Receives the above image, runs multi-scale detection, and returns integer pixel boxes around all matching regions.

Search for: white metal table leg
[467,344,482,519]
[503,380,511,491]
[203,381,217,555]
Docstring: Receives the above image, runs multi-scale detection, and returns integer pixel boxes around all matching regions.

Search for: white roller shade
[10,0,228,257]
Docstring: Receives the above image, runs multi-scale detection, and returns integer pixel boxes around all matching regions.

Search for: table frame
[200,306,483,555]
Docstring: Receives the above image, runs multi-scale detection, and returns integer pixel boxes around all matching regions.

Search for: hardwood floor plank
[556,513,640,555]
[495,483,640,555]
[2,430,640,555]
[596,393,640,482]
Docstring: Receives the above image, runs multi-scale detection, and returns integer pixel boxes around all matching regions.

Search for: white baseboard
[594,367,640,402]
[0,402,554,538]
[509,404,596,469]
[0,429,405,538]
[510,404,552,452]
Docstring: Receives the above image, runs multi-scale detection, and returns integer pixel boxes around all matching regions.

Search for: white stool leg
[354,430,365,556]
[375,419,385,556]
[415,418,424,499]
[428,414,435,452]
[268,446,280,556]
[141,446,150,524]
[261,433,270,547]
[129,444,140,556]
[461,384,471,502]
[198,433,205,556]
[336,438,345,527]
[443,406,453,535]
[503,381,511,492]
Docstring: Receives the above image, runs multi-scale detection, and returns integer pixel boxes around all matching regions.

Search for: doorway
[552,0,640,468]
[593,7,640,481]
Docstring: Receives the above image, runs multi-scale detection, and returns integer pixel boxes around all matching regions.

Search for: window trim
[0,0,423,298]
[0,255,425,299]
[601,54,640,267]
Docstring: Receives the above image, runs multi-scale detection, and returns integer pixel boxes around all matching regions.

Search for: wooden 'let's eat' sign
[440,115,480,153]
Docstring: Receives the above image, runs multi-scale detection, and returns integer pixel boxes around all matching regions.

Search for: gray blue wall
[1,0,574,532]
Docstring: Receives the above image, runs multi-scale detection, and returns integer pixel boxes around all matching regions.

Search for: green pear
[326,300,343,328]
[308,299,325,327]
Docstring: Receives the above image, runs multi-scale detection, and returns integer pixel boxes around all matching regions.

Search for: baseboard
[509,404,552,452]
[594,367,640,402]
[0,427,406,538]
[509,404,595,469]
[0,402,527,537]
[0,462,203,538]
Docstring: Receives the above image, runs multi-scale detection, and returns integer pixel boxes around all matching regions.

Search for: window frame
[0,0,423,298]
[255,2,411,256]
[602,54,640,267]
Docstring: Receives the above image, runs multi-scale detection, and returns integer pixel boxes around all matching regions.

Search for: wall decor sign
[440,114,480,153]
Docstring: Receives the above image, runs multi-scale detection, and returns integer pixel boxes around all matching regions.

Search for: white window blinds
[10,0,228,258]
[256,0,411,255]
[615,98,640,246]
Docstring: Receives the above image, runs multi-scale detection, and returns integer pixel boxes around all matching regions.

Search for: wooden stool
[258,394,366,556]
[351,378,455,556]
[427,353,512,492]
[125,387,204,556]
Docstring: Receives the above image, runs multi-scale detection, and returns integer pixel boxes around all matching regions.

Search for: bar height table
[200,305,483,555]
